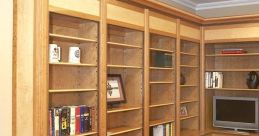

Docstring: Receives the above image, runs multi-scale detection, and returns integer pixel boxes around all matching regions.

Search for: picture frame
[180,106,188,117]
[107,74,126,104]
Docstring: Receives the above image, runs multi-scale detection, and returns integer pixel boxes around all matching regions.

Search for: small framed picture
[180,106,188,117]
[107,74,126,104]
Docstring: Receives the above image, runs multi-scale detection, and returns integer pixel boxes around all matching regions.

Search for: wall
[0,0,13,136]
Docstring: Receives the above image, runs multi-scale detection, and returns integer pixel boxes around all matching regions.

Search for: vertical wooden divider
[33,0,49,135]
[99,0,107,135]
[200,26,205,133]
[144,9,150,136]
[176,19,181,136]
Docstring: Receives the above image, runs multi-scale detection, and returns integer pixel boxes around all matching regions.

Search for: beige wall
[0,0,13,136]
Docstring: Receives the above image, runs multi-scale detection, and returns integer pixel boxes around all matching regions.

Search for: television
[213,96,259,131]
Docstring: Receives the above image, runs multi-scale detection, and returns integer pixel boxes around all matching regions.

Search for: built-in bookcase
[48,12,99,135]
[149,33,176,132]
[180,39,200,133]
[106,24,144,136]
[205,42,259,130]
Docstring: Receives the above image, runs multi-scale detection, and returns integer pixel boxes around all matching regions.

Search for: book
[205,72,223,88]
[60,107,70,136]
[49,110,53,136]
[80,106,86,133]
[70,106,76,135]
[84,106,90,132]
[54,108,60,136]
[75,106,81,134]
[221,48,246,54]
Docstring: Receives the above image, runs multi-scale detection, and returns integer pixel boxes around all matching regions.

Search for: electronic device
[213,96,259,131]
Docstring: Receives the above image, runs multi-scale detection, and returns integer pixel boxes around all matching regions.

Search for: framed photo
[180,106,188,117]
[107,74,126,104]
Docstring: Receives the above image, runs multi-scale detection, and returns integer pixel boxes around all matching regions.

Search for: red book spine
[75,106,81,134]
[49,110,53,136]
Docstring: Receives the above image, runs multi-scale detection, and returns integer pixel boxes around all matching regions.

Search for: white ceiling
[159,0,259,18]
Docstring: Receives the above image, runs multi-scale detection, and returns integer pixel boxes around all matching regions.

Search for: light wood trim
[206,88,259,92]
[206,53,259,57]
[205,37,259,44]
[180,24,201,41]
[150,29,176,38]
[49,6,100,22]
[107,65,142,69]
[99,0,107,135]
[149,67,174,70]
[149,48,174,53]
[49,88,97,93]
[75,131,98,136]
[206,69,259,72]
[180,65,199,68]
[175,19,181,136]
[144,9,150,136]
[180,99,199,104]
[107,106,142,113]
[181,36,201,44]
[107,41,143,49]
[149,102,174,108]
[49,0,100,18]
[204,14,259,25]
[149,119,175,127]
[180,85,198,87]
[149,12,177,35]
[180,115,199,121]
[107,19,144,31]
[200,26,205,132]
[49,62,97,67]
[180,52,197,56]
[107,3,144,27]
[49,33,98,43]
[149,81,174,84]
[107,126,142,136]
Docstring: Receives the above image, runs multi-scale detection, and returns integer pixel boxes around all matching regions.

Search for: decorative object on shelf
[107,74,126,104]
[180,106,188,117]
[246,71,259,89]
[180,73,186,85]
[49,44,61,63]
[152,51,172,67]
[69,46,81,63]
[221,48,247,54]
[151,123,174,136]
[205,72,223,88]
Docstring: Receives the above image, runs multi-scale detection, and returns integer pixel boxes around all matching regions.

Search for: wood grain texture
[49,0,100,17]
[144,9,150,136]
[99,0,107,135]
[180,23,201,41]
[176,19,181,136]
[33,0,49,135]
[16,0,34,135]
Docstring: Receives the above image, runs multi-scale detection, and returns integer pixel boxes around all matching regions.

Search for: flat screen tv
[213,96,259,131]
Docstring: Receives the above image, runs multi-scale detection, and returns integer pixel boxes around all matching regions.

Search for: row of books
[49,105,95,136]
[205,72,224,88]
[151,123,174,136]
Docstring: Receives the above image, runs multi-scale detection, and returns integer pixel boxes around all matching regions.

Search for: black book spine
[84,107,90,132]
[60,107,70,136]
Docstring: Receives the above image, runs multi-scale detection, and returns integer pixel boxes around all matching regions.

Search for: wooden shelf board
[149,102,174,108]
[180,129,201,136]
[149,118,175,127]
[206,53,259,57]
[49,88,97,93]
[107,126,142,136]
[180,52,197,56]
[150,81,174,84]
[49,33,97,43]
[49,62,97,67]
[206,88,259,92]
[180,99,199,104]
[149,67,174,70]
[107,106,142,114]
[206,69,259,72]
[73,131,98,136]
[180,85,197,87]
[150,48,174,53]
[180,65,199,68]
[180,115,199,121]
[107,41,143,49]
[107,65,142,69]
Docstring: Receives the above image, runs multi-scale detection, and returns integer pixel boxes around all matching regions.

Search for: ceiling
[159,0,259,18]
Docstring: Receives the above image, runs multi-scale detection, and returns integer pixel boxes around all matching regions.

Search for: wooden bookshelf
[106,24,144,136]
[204,41,259,133]
[48,12,99,135]
[179,38,200,134]
[149,32,176,135]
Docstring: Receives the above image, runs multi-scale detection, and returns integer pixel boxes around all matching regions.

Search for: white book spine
[205,72,208,88]
[215,72,219,88]
[54,109,60,136]
[70,107,76,135]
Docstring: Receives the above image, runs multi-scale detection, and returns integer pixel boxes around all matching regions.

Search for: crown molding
[169,0,196,10]
[196,0,259,10]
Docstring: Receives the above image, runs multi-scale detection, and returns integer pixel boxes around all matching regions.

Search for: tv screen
[213,96,259,130]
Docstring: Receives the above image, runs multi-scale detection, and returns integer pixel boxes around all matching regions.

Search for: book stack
[151,123,174,136]
[205,72,223,88]
[49,105,95,136]
[221,49,247,54]
[152,51,172,68]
